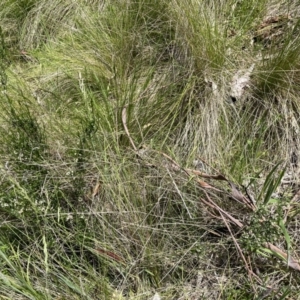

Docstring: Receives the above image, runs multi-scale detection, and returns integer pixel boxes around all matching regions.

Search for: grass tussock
[1,0,300,299]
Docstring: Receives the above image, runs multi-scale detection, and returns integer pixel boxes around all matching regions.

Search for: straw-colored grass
[0,0,300,299]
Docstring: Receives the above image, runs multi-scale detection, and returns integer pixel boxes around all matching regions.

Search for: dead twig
[264,242,300,271]
[203,191,243,228]
[220,213,262,285]
[122,106,137,151]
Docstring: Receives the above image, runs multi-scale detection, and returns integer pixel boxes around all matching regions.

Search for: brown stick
[122,106,137,151]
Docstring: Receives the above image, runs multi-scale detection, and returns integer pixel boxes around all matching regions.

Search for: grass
[0,0,300,299]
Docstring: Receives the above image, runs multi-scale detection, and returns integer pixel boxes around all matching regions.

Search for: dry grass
[0,0,300,299]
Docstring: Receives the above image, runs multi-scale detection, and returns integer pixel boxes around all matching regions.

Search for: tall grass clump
[0,0,300,299]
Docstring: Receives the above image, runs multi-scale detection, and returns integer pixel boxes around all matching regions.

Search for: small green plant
[240,203,284,254]
[240,164,292,261]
